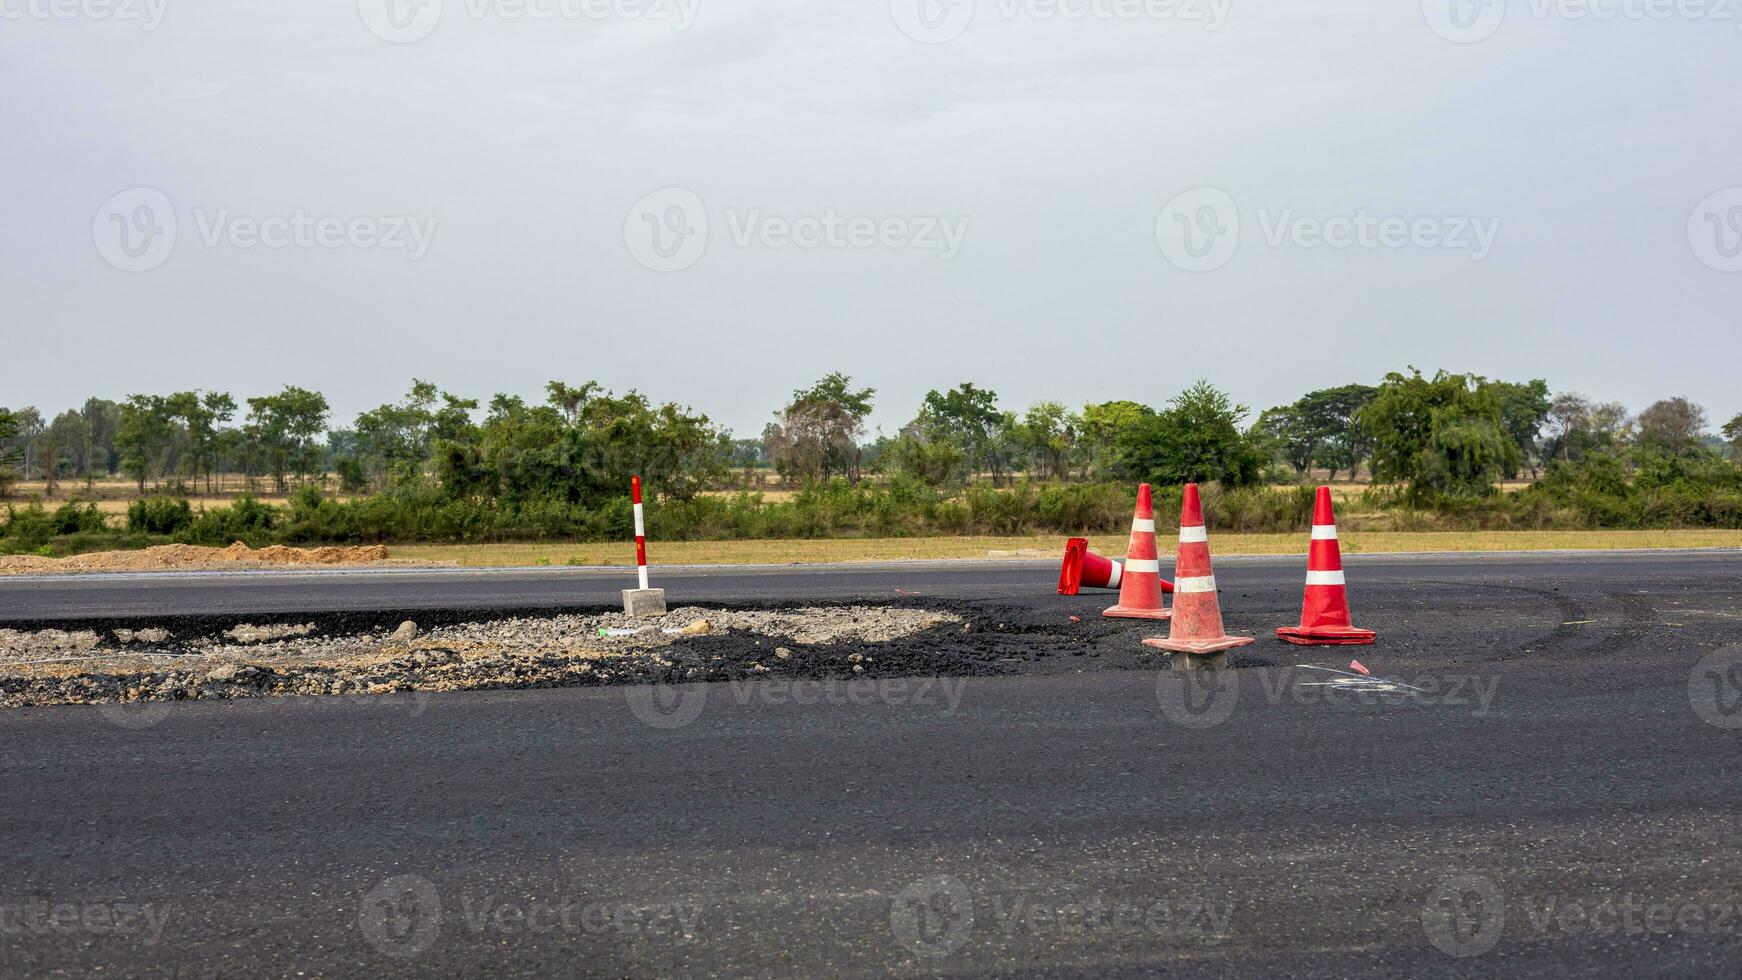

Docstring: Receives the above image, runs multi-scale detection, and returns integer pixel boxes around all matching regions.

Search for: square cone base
[1104,605,1172,621]
[1142,635,1255,655]
[1276,626,1376,646]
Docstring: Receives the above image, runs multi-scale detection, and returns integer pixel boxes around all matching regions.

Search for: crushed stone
[0,605,969,708]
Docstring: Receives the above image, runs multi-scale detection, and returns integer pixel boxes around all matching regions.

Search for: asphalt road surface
[2,552,1741,977]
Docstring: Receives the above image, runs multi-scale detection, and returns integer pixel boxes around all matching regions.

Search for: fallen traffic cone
[1104,485,1171,620]
[1143,483,1253,661]
[1276,487,1376,646]
[1058,538,1122,595]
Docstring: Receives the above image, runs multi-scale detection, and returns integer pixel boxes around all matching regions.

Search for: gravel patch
[0,605,979,709]
[224,623,318,643]
[0,629,103,663]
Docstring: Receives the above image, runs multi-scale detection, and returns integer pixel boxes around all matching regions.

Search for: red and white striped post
[632,474,649,591]
[622,475,667,616]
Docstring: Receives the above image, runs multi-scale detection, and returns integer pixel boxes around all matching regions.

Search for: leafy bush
[127,497,193,535]
[52,502,109,535]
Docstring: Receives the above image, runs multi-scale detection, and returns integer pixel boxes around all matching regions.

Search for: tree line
[2,371,1739,509]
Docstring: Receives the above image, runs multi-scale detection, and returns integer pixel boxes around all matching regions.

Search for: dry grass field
[4,478,353,517]
[394,529,1742,568]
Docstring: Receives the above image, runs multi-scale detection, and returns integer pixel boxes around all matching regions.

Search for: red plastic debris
[1349,659,1371,676]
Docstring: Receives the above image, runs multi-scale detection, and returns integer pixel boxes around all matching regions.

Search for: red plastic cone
[1277,487,1376,646]
[1058,538,1127,595]
[1104,484,1171,620]
[1142,483,1253,655]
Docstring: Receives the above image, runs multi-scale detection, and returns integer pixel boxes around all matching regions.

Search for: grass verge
[392,530,1742,568]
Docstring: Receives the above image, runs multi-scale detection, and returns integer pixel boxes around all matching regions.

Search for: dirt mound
[0,542,417,576]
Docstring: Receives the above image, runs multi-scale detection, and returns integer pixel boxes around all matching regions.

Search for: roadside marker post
[622,475,668,617]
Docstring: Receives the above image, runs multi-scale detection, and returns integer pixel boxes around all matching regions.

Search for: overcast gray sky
[4,0,1739,438]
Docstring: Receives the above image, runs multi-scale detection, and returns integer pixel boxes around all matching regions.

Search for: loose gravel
[0,605,994,709]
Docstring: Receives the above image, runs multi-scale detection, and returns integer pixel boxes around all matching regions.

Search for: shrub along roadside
[3,458,1740,558]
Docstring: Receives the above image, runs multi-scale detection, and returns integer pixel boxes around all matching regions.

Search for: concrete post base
[1171,651,1228,671]
[622,589,667,617]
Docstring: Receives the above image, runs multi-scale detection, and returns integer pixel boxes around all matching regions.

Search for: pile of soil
[0,542,436,575]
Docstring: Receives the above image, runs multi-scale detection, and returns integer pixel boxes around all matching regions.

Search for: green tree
[1363,370,1520,500]
[1254,405,1316,477]
[914,383,1007,483]
[886,426,967,487]
[1489,379,1552,478]
[1015,401,1076,481]
[1077,401,1153,480]
[116,395,178,493]
[1723,414,1742,460]
[1546,392,1592,462]
[1114,380,1263,487]
[9,408,42,480]
[245,387,331,492]
[1254,385,1379,481]
[1301,384,1379,480]
[0,409,19,498]
[1635,397,1707,455]
[162,391,236,493]
[350,381,476,491]
[766,374,876,484]
[43,410,89,494]
[435,381,722,505]
[80,398,121,477]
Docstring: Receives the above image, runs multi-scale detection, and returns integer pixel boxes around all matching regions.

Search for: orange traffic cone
[1104,484,1171,620]
[1276,487,1375,646]
[1058,538,1123,595]
[1143,483,1253,657]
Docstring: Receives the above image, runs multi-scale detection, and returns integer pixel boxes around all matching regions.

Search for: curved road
[1,552,1740,977]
